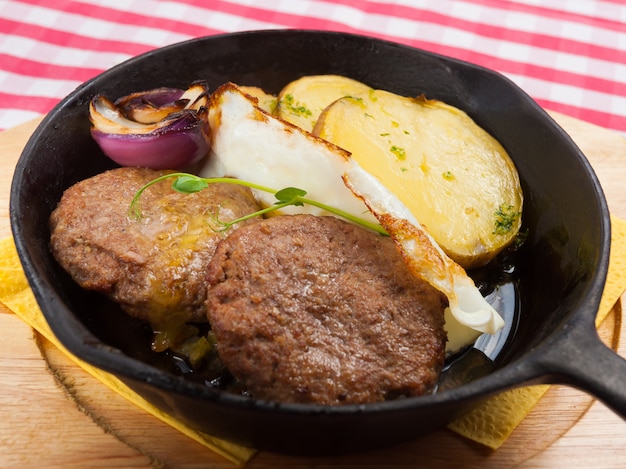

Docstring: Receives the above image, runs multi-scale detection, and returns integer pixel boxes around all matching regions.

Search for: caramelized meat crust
[206,214,448,405]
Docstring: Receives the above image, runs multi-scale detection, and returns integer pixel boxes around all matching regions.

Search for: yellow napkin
[1,216,626,459]
[0,237,256,465]
[448,215,626,448]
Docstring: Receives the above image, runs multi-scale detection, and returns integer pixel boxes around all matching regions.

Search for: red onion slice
[89,81,210,169]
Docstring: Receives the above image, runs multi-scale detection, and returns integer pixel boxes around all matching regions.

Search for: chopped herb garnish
[280,93,312,117]
[130,172,388,236]
[390,145,406,161]
[346,95,363,103]
[493,203,521,235]
[442,171,454,180]
[380,132,390,137]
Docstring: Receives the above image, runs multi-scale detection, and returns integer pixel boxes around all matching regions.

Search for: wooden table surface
[1,113,625,468]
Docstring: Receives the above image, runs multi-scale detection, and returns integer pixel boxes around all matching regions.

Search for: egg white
[200,83,377,224]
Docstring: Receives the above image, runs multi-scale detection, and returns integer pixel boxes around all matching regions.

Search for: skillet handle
[541,323,626,419]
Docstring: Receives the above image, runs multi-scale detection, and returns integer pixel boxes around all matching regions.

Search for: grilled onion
[89,81,210,169]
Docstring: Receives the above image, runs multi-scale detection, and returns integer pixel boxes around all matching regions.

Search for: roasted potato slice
[314,89,523,268]
[276,75,372,132]
[238,85,278,114]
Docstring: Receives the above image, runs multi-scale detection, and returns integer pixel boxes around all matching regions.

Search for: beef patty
[50,167,261,331]
[206,214,448,405]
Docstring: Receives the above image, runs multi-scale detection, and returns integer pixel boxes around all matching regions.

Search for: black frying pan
[9,30,626,455]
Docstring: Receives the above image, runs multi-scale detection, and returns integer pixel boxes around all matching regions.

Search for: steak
[50,167,261,331]
[206,214,448,405]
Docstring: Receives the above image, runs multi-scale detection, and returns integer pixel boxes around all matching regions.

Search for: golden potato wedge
[314,90,523,268]
[276,75,372,132]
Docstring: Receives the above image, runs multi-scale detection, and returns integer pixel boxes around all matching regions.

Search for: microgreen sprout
[129,172,388,235]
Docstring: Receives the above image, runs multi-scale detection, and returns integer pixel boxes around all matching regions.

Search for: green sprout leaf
[130,172,387,236]
[275,187,307,206]
[172,174,209,193]
[128,173,388,236]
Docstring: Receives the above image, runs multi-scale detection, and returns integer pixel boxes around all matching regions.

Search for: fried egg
[199,82,504,353]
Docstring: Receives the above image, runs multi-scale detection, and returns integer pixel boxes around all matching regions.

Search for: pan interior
[10,30,608,425]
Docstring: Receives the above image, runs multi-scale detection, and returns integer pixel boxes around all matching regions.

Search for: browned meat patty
[206,214,448,405]
[50,167,261,331]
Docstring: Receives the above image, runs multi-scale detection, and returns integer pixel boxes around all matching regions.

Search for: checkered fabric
[1,0,625,133]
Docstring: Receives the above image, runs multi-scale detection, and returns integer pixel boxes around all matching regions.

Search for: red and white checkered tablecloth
[1,0,625,134]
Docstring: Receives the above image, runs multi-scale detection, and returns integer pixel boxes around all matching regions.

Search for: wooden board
[1,113,626,468]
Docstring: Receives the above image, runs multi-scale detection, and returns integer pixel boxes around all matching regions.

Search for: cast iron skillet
[9,30,626,455]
